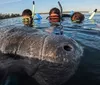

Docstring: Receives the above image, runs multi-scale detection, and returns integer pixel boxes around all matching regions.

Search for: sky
[0,0,100,14]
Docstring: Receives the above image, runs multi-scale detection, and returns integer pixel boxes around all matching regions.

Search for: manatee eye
[63,45,73,51]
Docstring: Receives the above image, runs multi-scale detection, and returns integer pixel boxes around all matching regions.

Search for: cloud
[0,0,22,5]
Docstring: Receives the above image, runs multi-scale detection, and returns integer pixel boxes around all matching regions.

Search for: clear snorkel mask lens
[72,19,80,23]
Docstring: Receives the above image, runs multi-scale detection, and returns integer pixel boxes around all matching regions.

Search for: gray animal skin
[0,26,83,85]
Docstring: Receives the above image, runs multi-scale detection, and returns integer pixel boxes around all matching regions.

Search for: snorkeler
[22,9,33,27]
[71,12,85,23]
[61,11,84,24]
[47,7,61,24]
[46,7,63,35]
[58,1,84,24]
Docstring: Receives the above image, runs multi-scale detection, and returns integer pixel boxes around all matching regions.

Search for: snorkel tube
[89,9,97,19]
[32,1,35,18]
[58,1,71,18]
[32,1,42,21]
[58,1,63,18]
[58,1,63,21]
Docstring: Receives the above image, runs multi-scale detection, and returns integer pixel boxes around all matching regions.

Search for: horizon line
[38,11,100,14]
[0,11,100,14]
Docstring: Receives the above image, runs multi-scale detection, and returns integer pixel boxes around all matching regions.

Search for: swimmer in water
[46,7,63,35]
[22,9,33,27]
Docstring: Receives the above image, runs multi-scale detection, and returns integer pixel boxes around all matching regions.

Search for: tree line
[0,13,21,19]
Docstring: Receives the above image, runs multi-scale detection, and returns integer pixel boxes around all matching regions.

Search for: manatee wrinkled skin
[0,26,83,85]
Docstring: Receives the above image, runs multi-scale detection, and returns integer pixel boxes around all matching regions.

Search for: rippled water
[0,14,100,85]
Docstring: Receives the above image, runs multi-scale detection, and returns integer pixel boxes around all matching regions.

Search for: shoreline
[38,11,100,14]
[0,13,21,20]
[0,11,100,20]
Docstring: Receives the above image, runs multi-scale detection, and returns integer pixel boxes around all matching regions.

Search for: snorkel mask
[22,16,30,25]
[22,16,33,27]
[49,13,60,23]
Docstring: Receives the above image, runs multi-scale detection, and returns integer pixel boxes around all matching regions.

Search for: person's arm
[62,14,71,17]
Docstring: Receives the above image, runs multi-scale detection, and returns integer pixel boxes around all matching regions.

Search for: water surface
[0,14,100,85]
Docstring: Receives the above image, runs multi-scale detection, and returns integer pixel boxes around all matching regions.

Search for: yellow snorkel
[89,9,97,20]
[32,1,35,19]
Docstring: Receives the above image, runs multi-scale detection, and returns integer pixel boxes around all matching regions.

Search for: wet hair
[71,12,84,23]
[49,7,61,17]
[22,9,32,16]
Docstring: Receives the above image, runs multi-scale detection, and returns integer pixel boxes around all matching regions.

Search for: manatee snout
[0,26,83,85]
[41,35,82,63]
[34,35,83,85]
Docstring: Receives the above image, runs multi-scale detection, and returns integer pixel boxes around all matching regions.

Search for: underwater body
[0,14,100,85]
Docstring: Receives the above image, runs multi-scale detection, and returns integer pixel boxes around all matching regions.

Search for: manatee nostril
[63,45,73,51]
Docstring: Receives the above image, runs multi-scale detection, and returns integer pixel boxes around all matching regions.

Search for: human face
[49,13,60,23]
[22,15,31,25]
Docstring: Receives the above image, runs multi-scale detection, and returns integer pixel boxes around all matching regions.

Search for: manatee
[0,26,83,85]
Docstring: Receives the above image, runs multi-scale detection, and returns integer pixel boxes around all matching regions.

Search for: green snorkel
[31,1,35,26]
[89,9,97,24]
[32,1,35,19]
[89,9,97,20]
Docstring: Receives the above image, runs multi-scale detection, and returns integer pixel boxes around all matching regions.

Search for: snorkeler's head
[71,12,84,23]
[22,9,32,16]
[22,9,33,27]
[49,7,61,23]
